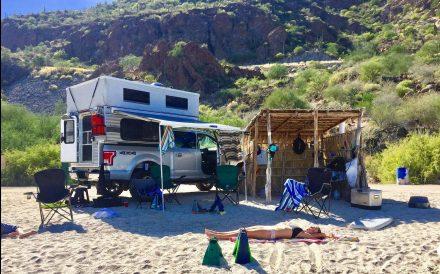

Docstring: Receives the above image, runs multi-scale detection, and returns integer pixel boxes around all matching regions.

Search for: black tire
[196,181,214,191]
[100,180,124,197]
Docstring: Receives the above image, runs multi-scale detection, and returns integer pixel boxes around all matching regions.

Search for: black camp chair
[296,168,332,218]
[131,178,159,208]
[29,169,74,226]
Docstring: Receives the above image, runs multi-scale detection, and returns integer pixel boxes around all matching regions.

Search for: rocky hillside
[1,1,364,64]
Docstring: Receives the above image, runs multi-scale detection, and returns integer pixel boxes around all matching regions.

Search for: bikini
[269,225,303,239]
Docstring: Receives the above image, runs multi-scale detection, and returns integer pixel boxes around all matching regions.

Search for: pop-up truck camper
[61,76,241,197]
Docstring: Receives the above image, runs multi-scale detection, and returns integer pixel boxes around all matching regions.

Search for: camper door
[60,117,78,162]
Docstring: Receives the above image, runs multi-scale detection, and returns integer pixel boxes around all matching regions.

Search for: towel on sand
[1,223,18,235]
[275,179,309,211]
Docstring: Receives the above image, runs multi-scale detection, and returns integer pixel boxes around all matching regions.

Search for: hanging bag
[292,133,306,154]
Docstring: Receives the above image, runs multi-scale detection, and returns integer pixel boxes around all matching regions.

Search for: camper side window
[120,119,159,142]
[166,95,188,110]
[64,120,75,144]
[123,88,150,104]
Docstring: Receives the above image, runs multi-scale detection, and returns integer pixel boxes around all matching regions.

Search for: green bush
[293,68,331,98]
[274,52,285,60]
[263,88,309,109]
[370,90,402,127]
[366,134,440,184]
[293,46,304,55]
[416,39,440,64]
[119,54,142,72]
[325,42,340,57]
[359,58,385,82]
[199,105,245,127]
[2,144,61,186]
[168,41,187,58]
[265,64,289,79]
[1,101,59,152]
[395,80,413,97]
[397,93,440,130]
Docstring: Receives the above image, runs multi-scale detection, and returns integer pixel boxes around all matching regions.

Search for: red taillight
[91,114,105,136]
[103,151,116,166]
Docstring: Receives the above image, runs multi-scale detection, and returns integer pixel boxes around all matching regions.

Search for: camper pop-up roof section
[66,76,200,119]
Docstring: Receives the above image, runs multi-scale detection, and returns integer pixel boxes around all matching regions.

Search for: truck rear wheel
[100,180,124,197]
[196,182,214,191]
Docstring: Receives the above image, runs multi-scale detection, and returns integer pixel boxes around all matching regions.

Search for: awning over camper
[113,109,242,132]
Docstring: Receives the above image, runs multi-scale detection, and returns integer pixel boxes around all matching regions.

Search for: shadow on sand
[38,222,87,234]
[76,190,440,238]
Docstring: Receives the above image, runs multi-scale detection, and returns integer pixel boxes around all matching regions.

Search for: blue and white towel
[160,126,175,154]
[275,179,309,211]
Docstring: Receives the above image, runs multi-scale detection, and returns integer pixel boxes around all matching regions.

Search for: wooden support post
[265,111,272,203]
[313,109,319,167]
[251,120,259,198]
[355,110,366,189]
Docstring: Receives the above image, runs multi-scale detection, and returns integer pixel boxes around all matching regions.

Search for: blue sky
[1,0,113,18]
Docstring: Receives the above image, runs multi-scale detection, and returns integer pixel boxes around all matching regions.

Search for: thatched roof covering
[245,109,361,138]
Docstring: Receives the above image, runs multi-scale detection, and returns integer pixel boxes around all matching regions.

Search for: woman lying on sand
[205,224,334,240]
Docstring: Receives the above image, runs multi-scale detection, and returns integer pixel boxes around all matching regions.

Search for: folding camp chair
[131,178,160,208]
[151,165,182,205]
[215,165,240,205]
[29,169,74,226]
[296,168,332,218]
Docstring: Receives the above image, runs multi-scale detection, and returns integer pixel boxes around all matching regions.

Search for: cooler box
[351,188,382,210]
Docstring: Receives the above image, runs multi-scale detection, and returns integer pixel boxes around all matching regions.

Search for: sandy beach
[1,184,439,273]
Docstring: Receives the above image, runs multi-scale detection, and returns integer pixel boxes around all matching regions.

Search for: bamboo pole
[251,119,259,198]
[265,111,272,203]
[313,109,319,167]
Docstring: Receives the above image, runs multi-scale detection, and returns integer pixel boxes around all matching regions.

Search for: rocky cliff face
[1,2,363,64]
[138,41,262,95]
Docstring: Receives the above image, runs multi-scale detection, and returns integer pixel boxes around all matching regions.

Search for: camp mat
[348,217,393,231]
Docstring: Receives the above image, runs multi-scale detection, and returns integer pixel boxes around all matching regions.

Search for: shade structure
[243,108,364,202]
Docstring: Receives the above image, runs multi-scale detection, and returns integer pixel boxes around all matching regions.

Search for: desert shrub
[119,54,142,72]
[366,134,440,184]
[381,53,413,77]
[409,63,440,84]
[274,52,285,60]
[293,68,331,98]
[359,57,384,82]
[325,42,340,57]
[219,88,242,101]
[395,80,413,97]
[328,66,359,86]
[265,64,289,79]
[48,84,59,91]
[396,93,440,130]
[370,91,402,127]
[1,144,60,186]
[1,101,59,152]
[168,41,187,58]
[199,105,245,127]
[416,39,440,64]
[293,46,304,55]
[263,88,309,109]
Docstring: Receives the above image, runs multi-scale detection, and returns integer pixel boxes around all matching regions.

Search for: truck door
[172,131,197,177]
[60,117,78,162]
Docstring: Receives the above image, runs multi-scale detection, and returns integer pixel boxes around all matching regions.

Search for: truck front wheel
[100,180,124,197]
[196,182,214,191]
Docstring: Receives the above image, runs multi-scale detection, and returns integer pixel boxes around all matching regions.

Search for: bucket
[396,167,409,185]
